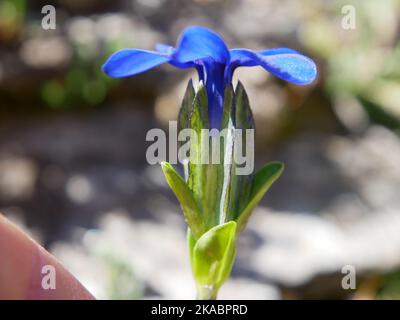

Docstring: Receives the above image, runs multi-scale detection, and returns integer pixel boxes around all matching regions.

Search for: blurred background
[1,0,400,299]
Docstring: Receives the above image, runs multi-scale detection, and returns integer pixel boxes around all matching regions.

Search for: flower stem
[196,285,218,300]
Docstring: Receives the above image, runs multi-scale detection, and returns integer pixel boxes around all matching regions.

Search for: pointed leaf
[228,82,254,221]
[236,162,284,233]
[192,221,237,292]
[178,79,195,139]
[218,85,235,224]
[188,83,223,227]
[161,161,204,238]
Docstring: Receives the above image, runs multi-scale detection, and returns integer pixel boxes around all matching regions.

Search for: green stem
[196,285,218,300]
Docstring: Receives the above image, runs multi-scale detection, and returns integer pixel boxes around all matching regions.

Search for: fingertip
[0,214,94,300]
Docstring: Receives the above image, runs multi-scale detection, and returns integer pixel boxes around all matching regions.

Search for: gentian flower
[102,26,318,300]
[103,26,317,128]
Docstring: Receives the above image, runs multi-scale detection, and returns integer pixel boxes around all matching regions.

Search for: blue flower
[102,26,317,128]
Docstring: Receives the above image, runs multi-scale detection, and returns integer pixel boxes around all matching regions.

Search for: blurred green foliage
[0,0,25,41]
[102,254,144,300]
[302,0,400,130]
[377,270,400,299]
[41,42,120,109]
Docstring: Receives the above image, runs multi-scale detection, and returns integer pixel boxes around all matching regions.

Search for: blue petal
[230,48,298,66]
[102,49,170,78]
[229,48,317,85]
[173,26,229,64]
[258,48,299,56]
[155,43,175,55]
[155,43,197,69]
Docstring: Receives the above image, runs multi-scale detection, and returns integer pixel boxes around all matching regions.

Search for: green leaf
[161,161,204,238]
[177,80,195,180]
[192,221,237,294]
[236,162,284,233]
[187,83,208,198]
[220,84,235,130]
[187,228,196,267]
[178,80,195,144]
[217,85,235,224]
[188,83,224,228]
[235,81,255,130]
[227,82,255,221]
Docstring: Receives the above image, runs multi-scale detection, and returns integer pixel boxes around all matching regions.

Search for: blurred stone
[67,17,97,45]
[132,0,167,16]
[142,164,168,189]
[19,36,72,68]
[247,208,400,286]
[53,212,192,299]
[332,96,369,133]
[224,0,299,46]
[0,157,37,200]
[66,174,93,204]
[154,73,196,125]
[96,14,134,42]
[327,126,400,211]
[219,278,280,300]
[233,68,286,144]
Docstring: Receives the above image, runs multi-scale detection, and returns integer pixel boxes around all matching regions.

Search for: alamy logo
[341,5,356,30]
[341,265,356,290]
[146,121,255,175]
[41,265,56,290]
[41,5,56,30]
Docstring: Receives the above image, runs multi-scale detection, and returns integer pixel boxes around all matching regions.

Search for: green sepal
[188,82,224,228]
[187,82,208,206]
[191,221,237,298]
[227,82,255,221]
[236,162,284,233]
[178,79,195,145]
[161,161,204,238]
[188,228,196,266]
[216,85,235,224]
